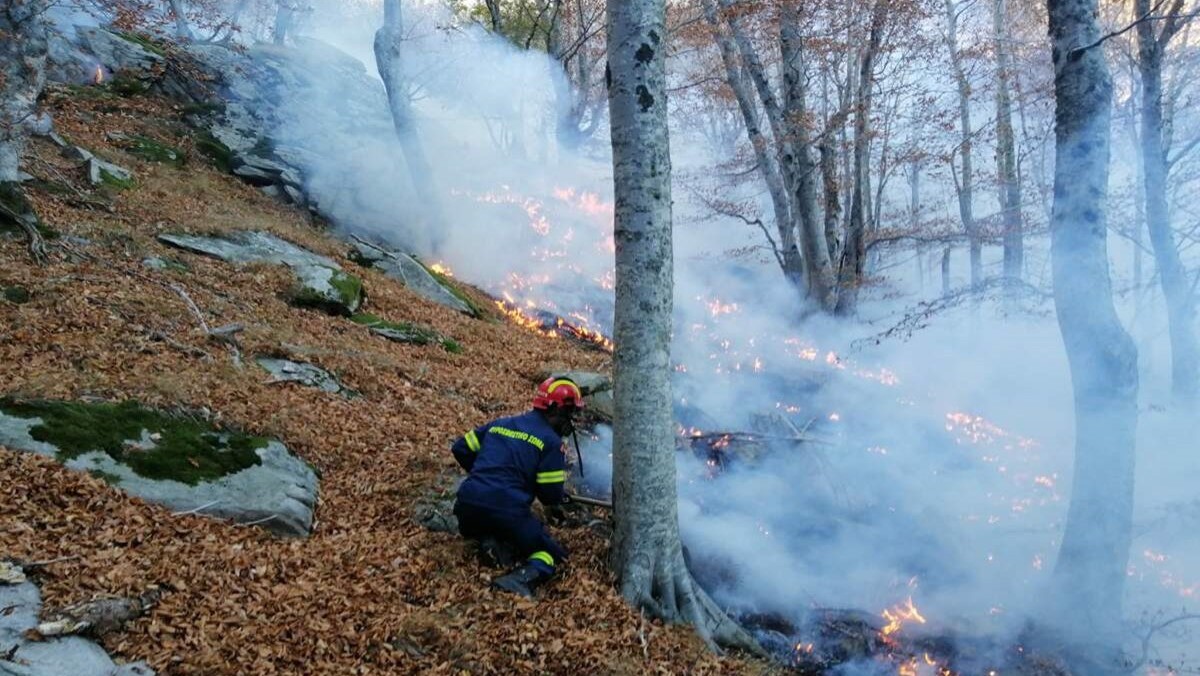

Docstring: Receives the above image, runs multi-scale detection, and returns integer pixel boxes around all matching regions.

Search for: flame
[880,597,927,640]
[93,65,105,85]
[428,261,454,278]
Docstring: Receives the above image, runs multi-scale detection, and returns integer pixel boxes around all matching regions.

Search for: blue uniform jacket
[451,410,567,512]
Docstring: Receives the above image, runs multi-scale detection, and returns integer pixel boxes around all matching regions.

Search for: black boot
[491,562,552,598]
[476,537,519,569]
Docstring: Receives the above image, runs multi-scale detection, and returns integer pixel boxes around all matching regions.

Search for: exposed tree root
[0,181,48,265]
[617,547,764,657]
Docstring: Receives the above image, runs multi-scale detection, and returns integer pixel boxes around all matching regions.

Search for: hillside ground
[0,84,769,674]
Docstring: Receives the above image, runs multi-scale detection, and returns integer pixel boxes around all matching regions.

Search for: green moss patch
[351,313,461,353]
[98,167,136,191]
[0,182,58,239]
[109,72,151,98]
[0,399,266,485]
[290,268,364,316]
[195,132,234,172]
[417,260,486,318]
[3,287,31,304]
[115,31,168,57]
[118,134,186,167]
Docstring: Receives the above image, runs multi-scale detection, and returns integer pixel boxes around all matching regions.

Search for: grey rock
[257,357,345,394]
[282,185,305,206]
[369,326,428,344]
[584,389,614,422]
[279,169,303,189]
[260,185,284,200]
[16,172,34,183]
[0,409,319,537]
[350,242,474,316]
[47,132,70,149]
[75,26,163,73]
[61,145,94,162]
[86,157,133,187]
[27,112,54,137]
[290,263,362,316]
[237,154,289,175]
[232,164,277,185]
[0,575,156,676]
[158,231,341,270]
[45,25,96,85]
[547,371,611,395]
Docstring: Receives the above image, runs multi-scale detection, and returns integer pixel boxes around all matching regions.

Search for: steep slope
[0,85,766,674]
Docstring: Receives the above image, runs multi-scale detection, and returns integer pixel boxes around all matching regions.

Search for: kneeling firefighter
[449,377,583,597]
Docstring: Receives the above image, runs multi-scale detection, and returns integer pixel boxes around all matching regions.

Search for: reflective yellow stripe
[465,430,481,452]
[536,470,566,484]
[488,426,545,451]
[548,379,583,401]
[529,551,555,567]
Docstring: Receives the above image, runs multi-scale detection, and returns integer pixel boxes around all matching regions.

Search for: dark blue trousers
[454,501,567,573]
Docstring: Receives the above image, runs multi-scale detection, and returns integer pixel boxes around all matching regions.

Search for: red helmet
[532,377,585,410]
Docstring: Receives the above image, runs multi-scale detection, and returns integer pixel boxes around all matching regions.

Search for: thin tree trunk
[703,0,804,292]
[780,2,836,310]
[836,0,887,315]
[944,0,980,287]
[375,0,446,250]
[1046,0,1139,663]
[0,0,50,263]
[1135,0,1198,404]
[485,0,503,32]
[607,0,757,653]
[993,0,1023,282]
[819,122,842,262]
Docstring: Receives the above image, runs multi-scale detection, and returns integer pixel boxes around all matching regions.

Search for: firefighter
[449,377,583,598]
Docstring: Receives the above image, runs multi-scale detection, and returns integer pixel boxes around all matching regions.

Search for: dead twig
[566,493,612,509]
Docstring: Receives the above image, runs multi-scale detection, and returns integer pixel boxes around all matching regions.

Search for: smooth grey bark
[703,0,802,293]
[607,0,756,653]
[943,0,981,287]
[780,1,836,310]
[273,1,297,45]
[1046,0,1139,662]
[484,0,503,32]
[0,0,50,263]
[835,0,887,315]
[819,117,843,263]
[1135,0,1198,404]
[375,0,446,249]
[167,0,194,40]
[993,0,1023,282]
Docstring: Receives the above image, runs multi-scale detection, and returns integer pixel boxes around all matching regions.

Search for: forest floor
[0,86,770,674]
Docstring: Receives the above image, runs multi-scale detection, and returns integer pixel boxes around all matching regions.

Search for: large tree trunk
[993,0,1023,283]
[1046,0,1139,662]
[1135,0,1198,404]
[607,0,756,653]
[0,0,50,263]
[375,0,446,250]
[835,0,887,315]
[944,0,981,287]
[780,2,836,311]
[168,0,194,40]
[703,0,803,292]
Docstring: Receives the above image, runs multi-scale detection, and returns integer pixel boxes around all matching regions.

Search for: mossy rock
[0,399,265,485]
[351,313,462,353]
[3,286,31,304]
[118,134,186,167]
[417,260,487,319]
[115,31,168,57]
[195,131,234,172]
[289,265,364,316]
[97,165,136,190]
[181,101,227,117]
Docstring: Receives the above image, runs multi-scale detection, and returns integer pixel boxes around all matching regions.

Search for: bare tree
[1045,0,1139,663]
[0,0,50,263]
[1134,0,1198,404]
[375,0,446,248]
[607,0,757,652]
[993,0,1023,282]
[943,0,981,287]
[835,0,888,315]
